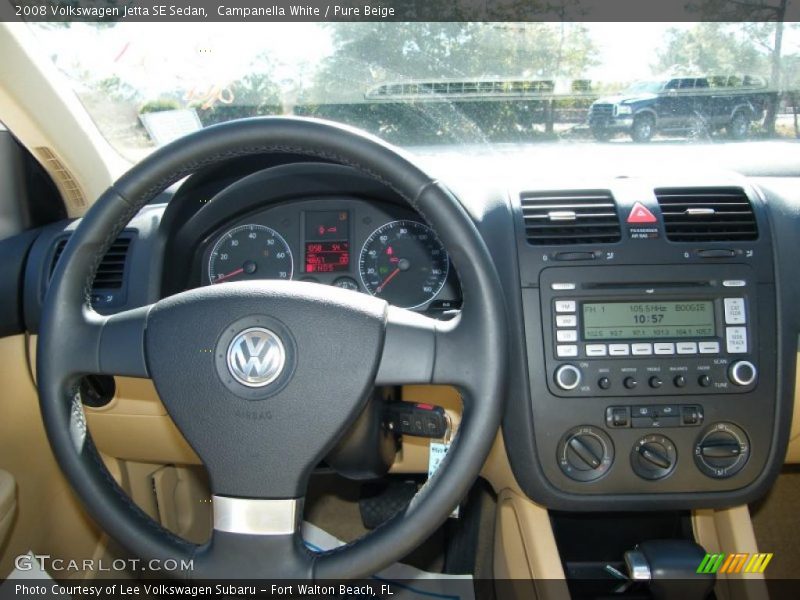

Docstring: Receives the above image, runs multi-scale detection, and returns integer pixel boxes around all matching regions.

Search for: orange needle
[213,267,244,283]
[377,268,401,293]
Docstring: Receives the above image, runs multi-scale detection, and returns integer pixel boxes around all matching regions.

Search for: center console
[510,180,785,509]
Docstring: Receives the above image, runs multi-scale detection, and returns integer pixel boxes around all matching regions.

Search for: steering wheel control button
[558,426,614,482]
[631,435,677,480]
[694,423,750,479]
[555,364,582,390]
[723,298,746,324]
[729,360,757,386]
[725,326,748,353]
[226,327,286,387]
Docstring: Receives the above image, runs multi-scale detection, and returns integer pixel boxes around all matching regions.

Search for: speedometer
[359,220,449,309]
[208,224,293,284]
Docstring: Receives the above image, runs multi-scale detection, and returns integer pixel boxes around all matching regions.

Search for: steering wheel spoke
[197,500,313,578]
[60,304,151,379]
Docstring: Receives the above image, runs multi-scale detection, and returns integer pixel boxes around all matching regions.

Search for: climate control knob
[729,361,757,386]
[554,364,582,390]
[557,426,614,482]
[631,434,677,480]
[694,422,750,479]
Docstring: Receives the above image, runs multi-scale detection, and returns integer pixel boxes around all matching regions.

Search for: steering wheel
[37,118,508,579]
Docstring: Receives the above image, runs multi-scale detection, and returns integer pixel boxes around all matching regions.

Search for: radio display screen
[582,301,715,340]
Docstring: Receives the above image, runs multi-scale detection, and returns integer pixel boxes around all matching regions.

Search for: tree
[652,24,766,75]
[683,0,795,134]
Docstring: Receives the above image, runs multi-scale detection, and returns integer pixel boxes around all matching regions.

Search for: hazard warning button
[627,202,657,224]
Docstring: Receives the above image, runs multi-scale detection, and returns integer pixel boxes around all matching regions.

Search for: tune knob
[631,434,677,480]
[729,361,757,386]
[557,426,614,482]
[694,422,750,479]
[555,364,582,390]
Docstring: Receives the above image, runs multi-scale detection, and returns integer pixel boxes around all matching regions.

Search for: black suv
[589,76,774,142]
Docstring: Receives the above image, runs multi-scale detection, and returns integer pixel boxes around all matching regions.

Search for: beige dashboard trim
[782,351,800,462]
[0,23,126,216]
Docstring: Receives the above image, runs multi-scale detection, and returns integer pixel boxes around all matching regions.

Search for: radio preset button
[609,344,630,356]
[557,344,578,358]
[585,344,607,357]
[699,341,720,354]
[555,365,582,390]
[724,298,746,324]
[556,330,578,342]
[654,342,675,355]
[726,327,748,353]
[632,343,653,356]
[676,341,698,355]
[623,376,638,389]
[555,300,576,313]
[556,315,577,328]
[551,282,577,290]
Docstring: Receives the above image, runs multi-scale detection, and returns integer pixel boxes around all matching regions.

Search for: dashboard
[13,145,800,513]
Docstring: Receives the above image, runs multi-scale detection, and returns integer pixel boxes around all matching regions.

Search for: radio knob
[555,365,582,390]
[729,361,757,386]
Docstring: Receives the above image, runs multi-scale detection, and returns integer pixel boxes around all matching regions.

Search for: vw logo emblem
[226,327,286,388]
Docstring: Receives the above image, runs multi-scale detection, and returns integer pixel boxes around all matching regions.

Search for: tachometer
[208,224,293,284]
[359,220,449,309]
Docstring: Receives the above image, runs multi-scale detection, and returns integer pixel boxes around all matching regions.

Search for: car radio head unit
[540,265,756,398]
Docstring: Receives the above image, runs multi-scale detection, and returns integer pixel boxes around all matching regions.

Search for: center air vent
[655,187,758,242]
[521,190,621,245]
[50,235,132,290]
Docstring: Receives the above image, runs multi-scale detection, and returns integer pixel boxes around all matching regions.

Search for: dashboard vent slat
[50,236,132,290]
[521,190,621,245]
[655,187,758,242]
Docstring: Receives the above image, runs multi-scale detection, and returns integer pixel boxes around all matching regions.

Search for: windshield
[27,22,800,160]
[623,81,665,95]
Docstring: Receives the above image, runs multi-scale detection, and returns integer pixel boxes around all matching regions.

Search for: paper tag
[429,441,459,518]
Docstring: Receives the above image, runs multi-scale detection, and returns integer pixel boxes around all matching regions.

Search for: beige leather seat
[0,470,16,551]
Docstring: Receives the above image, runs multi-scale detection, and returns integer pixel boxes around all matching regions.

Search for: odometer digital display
[305,241,350,273]
[582,301,715,340]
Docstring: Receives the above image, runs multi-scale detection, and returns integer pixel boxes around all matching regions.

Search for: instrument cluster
[199,197,461,313]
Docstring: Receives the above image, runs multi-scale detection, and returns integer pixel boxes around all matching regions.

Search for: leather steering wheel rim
[37,117,508,580]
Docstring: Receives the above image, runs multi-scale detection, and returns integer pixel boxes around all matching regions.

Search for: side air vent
[50,235,132,291]
[521,190,621,245]
[655,187,758,242]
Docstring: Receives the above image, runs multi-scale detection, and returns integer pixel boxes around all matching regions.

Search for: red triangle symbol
[627,202,657,224]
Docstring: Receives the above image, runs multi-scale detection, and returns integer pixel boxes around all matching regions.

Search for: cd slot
[582,281,712,291]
